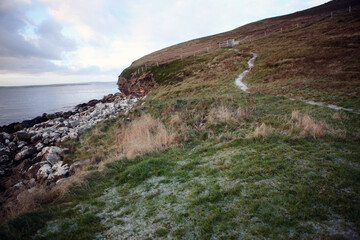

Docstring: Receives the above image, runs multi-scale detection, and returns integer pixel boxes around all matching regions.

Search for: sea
[0,82,119,126]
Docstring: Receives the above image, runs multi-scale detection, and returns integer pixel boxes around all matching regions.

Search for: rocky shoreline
[0,92,140,220]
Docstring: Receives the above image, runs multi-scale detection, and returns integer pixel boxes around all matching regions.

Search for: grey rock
[35,142,44,151]
[52,161,69,180]
[49,132,60,139]
[0,155,10,164]
[69,130,78,139]
[25,162,44,179]
[13,182,24,189]
[42,132,50,139]
[43,138,50,145]
[0,143,10,156]
[60,135,71,142]
[16,131,31,141]
[15,147,36,161]
[30,133,42,143]
[8,142,17,151]
[1,132,11,140]
[36,163,54,181]
[17,141,27,149]
[41,146,63,166]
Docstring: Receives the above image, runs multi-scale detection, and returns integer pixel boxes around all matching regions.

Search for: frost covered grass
[15,133,359,239]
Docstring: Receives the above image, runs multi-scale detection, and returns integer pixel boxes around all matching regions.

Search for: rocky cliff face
[117,72,158,96]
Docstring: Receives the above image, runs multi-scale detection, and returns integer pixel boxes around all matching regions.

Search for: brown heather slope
[119,0,360,109]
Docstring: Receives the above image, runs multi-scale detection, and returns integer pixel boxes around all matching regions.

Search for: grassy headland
[1,2,360,239]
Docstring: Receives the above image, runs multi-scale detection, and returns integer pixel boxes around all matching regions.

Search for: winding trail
[234,50,358,113]
[234,50,258,92]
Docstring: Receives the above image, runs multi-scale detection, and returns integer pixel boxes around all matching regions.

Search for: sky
[0,0,329,86]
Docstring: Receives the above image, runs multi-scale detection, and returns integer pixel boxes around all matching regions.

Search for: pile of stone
[0,94,139,217]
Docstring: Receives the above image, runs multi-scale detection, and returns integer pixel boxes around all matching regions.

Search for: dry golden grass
[290,110,332,138]
[170,113,183,126]
[2,185,48,220]
[332,111,349,120]
[252,123,274,137]
[207,105,252,125]
[207,105,234,124]
[235,106,252,120]
[119,114,174,159]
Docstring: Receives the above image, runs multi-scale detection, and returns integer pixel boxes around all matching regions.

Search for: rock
[14,147,36,161]
[30,133,42,143]
[25,162,44,179]
[69,159,91,175]
[35,142,44,151]
[69,129,78,139]
[43,138,50,145]
[28,178,36,187]
[12,159,31,176]
[13,182,24,189]
[52,161,69,180]
[0,155,10,164]
[60,135,71,142]
[17,141,27,149]
[36,163,54,181]
[27,155,42,166]
[49,132,60,140]
[0,143,10,156]
[42,132,50,139]
[16,131,31,141]
[0,132,11,141]
[8,142,17,151]
[117,72,157,96]
[0,168,5,177]
[41,146,63,166]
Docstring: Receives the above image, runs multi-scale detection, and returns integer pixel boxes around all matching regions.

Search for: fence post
[156,62,159,67]
[207,47,209,53]
[280,27,283,33]
[218,43,221,48]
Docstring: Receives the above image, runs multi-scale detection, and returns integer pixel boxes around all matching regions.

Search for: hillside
[119,0,360,109]
[1,0,360,239]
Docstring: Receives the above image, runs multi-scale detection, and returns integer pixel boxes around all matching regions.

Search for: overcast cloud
[0,0,329,86]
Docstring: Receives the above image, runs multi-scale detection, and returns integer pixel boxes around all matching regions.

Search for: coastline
[0,92,141,220]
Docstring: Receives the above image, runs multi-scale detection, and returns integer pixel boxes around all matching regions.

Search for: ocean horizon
[0,81,119,126]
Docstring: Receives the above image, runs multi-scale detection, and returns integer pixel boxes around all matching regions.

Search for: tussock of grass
[235,106,252,120]
[119,114,175,159]
[207,105,253,125]
[252,123,274,137]
[290,110,332,138]
[207,105,234,124]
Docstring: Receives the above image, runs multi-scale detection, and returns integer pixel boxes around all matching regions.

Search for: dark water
[0,82,119,126]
